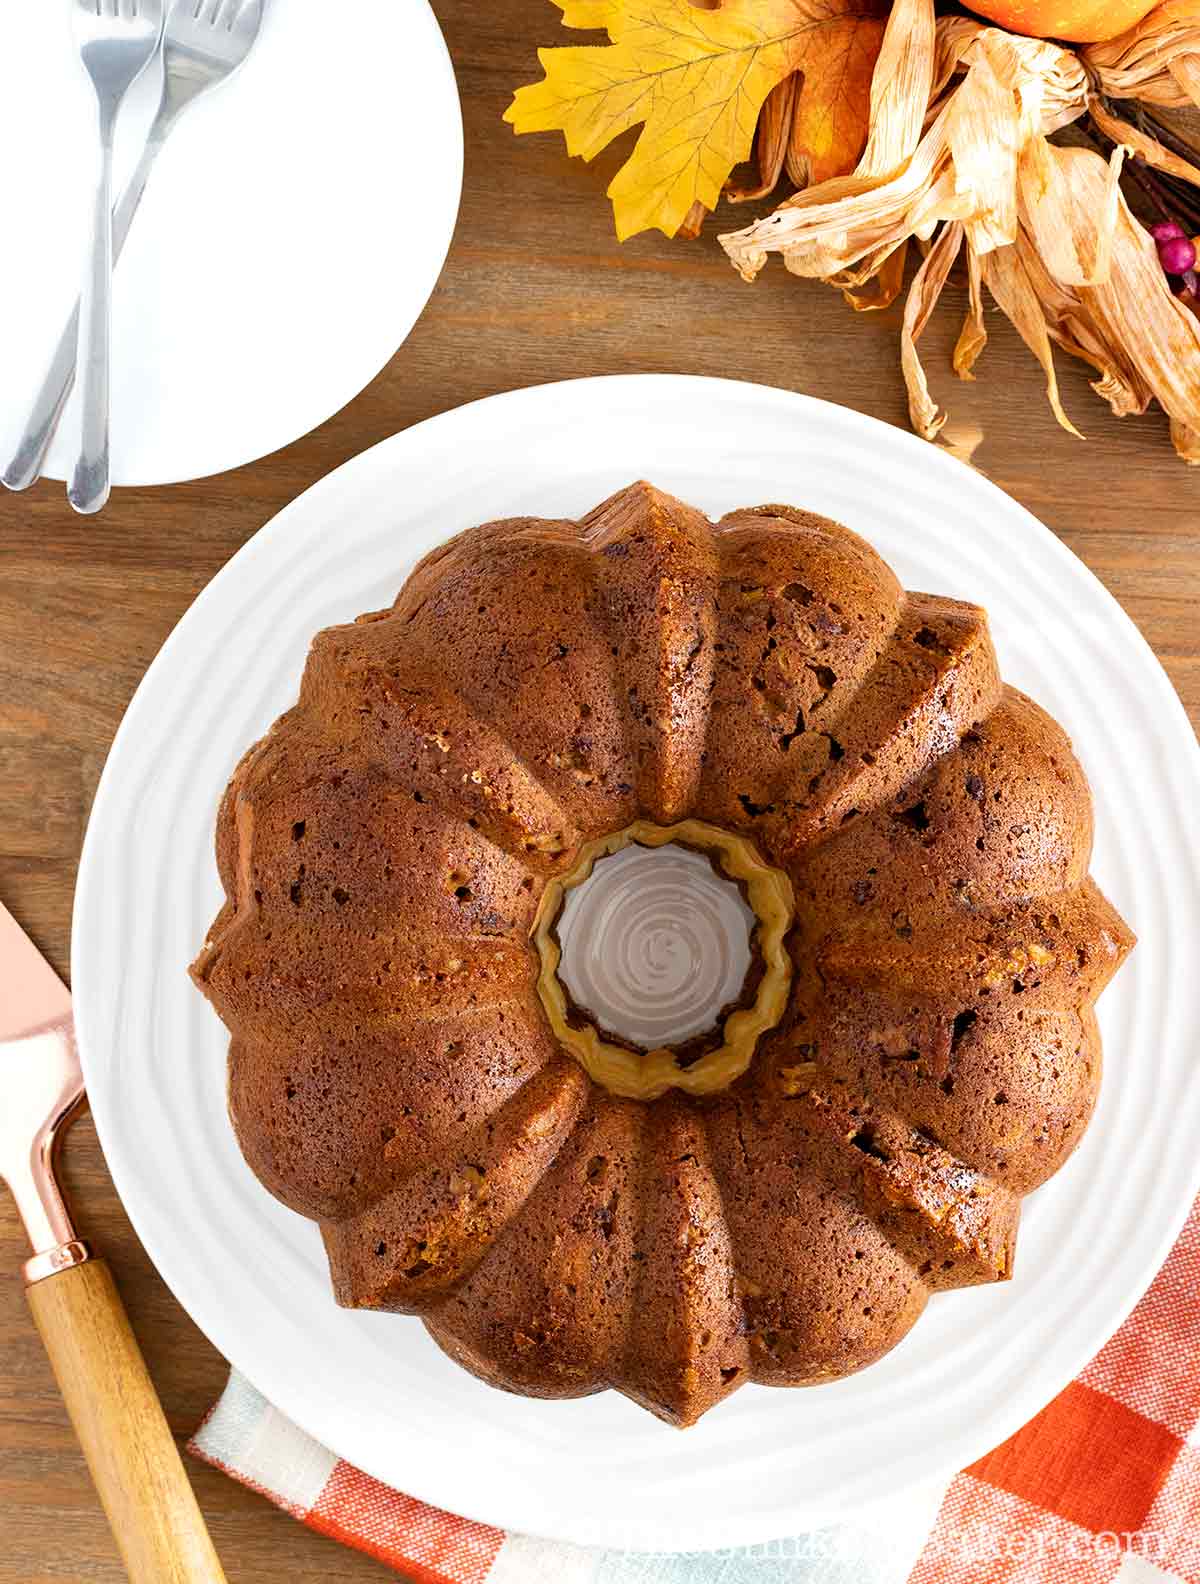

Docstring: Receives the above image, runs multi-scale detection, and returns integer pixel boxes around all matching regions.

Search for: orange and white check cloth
[190,1193,1200,1584]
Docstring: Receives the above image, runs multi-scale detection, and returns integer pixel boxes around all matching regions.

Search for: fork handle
[3,129,165,495]
[27,1257,228,1584]
[68,116,117,516]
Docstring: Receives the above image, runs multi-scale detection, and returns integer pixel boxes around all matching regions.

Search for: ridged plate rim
[71,374,1200,1552]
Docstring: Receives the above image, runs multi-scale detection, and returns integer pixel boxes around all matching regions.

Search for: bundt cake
[190,481,1134,1426]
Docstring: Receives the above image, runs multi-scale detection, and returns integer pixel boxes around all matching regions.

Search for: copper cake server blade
[0,899,227,1584]
[0,901,87,1281]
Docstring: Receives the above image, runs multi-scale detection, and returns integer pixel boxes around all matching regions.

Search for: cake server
[0,900,227,1584]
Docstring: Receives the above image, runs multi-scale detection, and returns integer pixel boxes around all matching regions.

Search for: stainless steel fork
[66,0,166,516]
[4,0,264,502]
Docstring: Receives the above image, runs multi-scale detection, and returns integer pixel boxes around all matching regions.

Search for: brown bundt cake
[190,481,1133,1426]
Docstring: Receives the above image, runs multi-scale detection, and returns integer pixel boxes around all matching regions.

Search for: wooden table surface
[2,3,1198,1580]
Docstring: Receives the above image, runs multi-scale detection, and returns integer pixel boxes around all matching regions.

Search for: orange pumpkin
[963,0,1160,42]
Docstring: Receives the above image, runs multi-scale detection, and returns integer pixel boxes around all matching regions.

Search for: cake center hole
[556,841,757,1051]
[532,820,794,1101]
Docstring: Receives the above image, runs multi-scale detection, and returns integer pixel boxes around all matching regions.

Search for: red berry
[1160,235,1198,274]
[1151,220,1186,242]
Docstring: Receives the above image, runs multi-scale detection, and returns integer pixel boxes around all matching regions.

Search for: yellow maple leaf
[505,0,888,241]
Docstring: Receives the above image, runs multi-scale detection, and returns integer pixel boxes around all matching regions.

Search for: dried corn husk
[720,2,1088,286]
[901,220,963,438]
[953,241,987,379]
[1082,2,1200,108]
[719,0,1200,462]
[1088,98,1200,184]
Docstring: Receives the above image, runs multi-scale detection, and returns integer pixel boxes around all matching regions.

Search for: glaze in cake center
[555,839,757,1049]
[532,820,794,1101]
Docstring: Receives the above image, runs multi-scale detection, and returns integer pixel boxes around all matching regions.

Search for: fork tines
[188,0,255,26]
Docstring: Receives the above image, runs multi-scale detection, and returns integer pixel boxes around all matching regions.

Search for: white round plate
[0,2,461,487]
[73,376,1200,1552]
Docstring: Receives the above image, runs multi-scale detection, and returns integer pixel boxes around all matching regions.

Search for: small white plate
[72,376,1200,1552]
[0,2,461,486]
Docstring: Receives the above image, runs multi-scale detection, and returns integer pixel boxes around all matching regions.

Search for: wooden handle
[27,1258,227,1584]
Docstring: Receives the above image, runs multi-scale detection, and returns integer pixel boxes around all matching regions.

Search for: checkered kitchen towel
[190,1194,1200,1584]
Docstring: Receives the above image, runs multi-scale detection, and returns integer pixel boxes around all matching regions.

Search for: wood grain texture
[0,0,1197,1579]
[26,1260,228,1584]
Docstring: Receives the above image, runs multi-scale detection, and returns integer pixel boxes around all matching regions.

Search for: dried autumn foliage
[718,0,1200,460]
[505,0,888,241]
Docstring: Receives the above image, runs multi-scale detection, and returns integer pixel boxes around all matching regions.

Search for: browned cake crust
[190,482,1134,1426]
